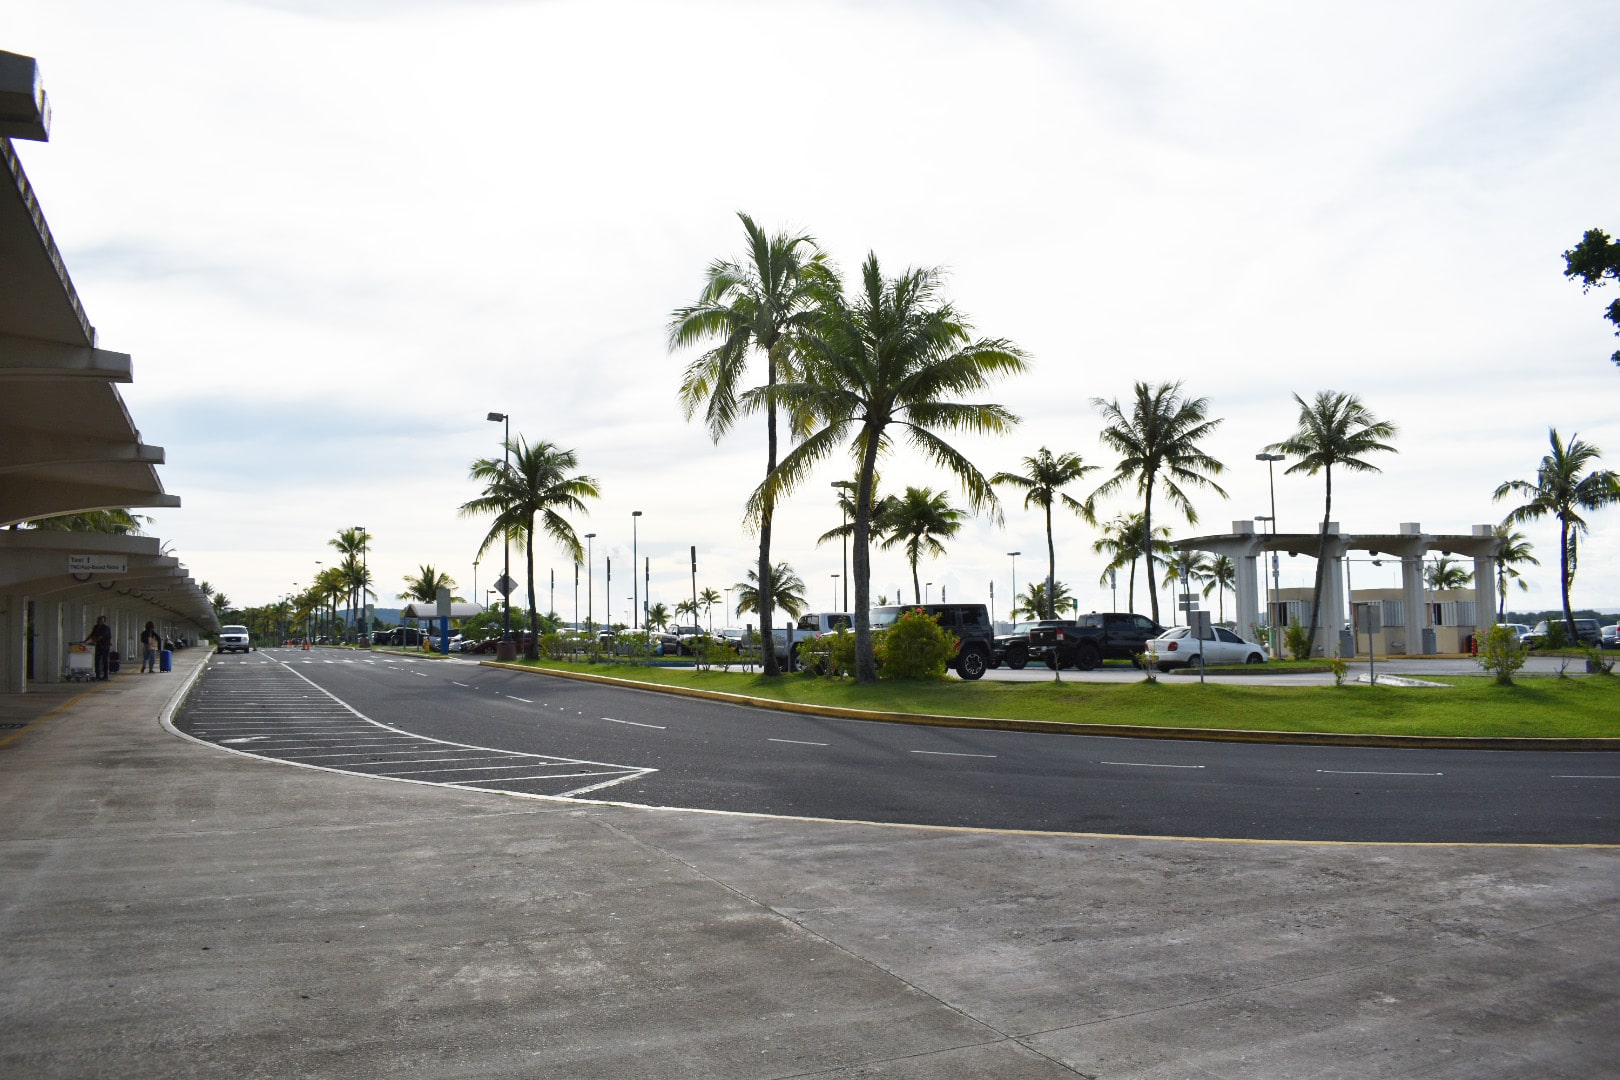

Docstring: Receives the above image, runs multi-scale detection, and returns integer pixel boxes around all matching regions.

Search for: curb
[477,661,1620,751]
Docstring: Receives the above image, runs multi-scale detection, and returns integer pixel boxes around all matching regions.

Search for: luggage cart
[64,645,96,682]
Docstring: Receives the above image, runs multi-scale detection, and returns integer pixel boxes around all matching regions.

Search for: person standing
[140,621,161,673]
[84,616,113,680]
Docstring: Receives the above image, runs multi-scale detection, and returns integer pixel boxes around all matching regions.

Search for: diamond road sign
[494,574,518,596]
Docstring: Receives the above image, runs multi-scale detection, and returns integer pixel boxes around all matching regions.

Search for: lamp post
[1007,551,1020,619]
[585,533,596,631]
[831,574,839,608]
[1256,452,1284,656]
[488,412,513,655]
[631,511,642,630]
[925,582,932,604]
[831,481,851,610]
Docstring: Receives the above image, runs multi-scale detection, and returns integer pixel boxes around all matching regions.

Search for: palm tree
[991,447,1095,619]
[1491,524,1538,619]
[328,527,369,639]
[460,437,600,660]
[1264,391,1398,656]
[400,565,458,604]
[315,566,347,642]
[1204,554,1237,624]
[1423,556,1473,593]
[1090,382,1227,625]
[698,587,723,631]
[674,598,699,625]
[1161,551,1216,626]
[1494,428,1620,640]
[24,509,150,533]
[765,254,1027,683]
[669,213,831,677]
[1091,511,1172,613]
[1014,580,1073,621]
[645,602,671,632]
[880,486,965,608]
[734,562,807,622]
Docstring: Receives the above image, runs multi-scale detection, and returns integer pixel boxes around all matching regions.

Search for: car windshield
[869,606,904,628]
[221,625,248,635]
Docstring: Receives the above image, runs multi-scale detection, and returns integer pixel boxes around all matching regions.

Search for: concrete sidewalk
[1,650,1615,1079]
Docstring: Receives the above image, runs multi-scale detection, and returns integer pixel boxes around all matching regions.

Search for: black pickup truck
[1026,612,1166,670]
[991,619,1074,669]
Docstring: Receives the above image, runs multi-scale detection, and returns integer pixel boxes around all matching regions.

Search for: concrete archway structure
[1171,521,1504,657]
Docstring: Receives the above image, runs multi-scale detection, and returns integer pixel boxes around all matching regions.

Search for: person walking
[140,621,161,673]
[84,615,113,680]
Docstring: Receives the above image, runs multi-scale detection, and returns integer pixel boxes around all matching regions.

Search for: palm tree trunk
[525,524,539,661]
[1306,467,1333,655]
[1044,504,1056,619]
[1559,516,1575,640]
[1143,485,1159,624]
[910,555,921,611]
[853,432,883,684]
[758,349,780,677]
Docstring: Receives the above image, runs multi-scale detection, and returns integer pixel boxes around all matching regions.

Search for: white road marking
[603,717,666,729]
[506,696,534,704]
[1551,774,1620,779]
[452,681,470,687]
[1317,770,1442,776]
[1101,761,1205,769]
[911,750,997,758]
[770,738,829,746]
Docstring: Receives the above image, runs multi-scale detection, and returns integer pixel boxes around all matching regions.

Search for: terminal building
[1,49,217,692]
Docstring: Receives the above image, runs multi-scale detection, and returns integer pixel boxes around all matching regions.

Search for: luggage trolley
[63,644,96,682]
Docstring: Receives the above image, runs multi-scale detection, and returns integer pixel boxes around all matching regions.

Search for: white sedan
[1147,626,1269,670]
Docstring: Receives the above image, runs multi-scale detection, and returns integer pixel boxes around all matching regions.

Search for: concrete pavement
[2,648,1616,1078]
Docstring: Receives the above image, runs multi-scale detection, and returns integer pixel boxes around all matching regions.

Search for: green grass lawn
[488,658,1620,740]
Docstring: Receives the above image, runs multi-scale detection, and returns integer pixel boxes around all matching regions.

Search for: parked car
[991,620,1073,670]
[868,603,994,680]
[1524,618,1603,648]
[1146,626,1269,671]
[1026,612,1167,670]
[1602,624,1619,650]
[1497,623,1533,643]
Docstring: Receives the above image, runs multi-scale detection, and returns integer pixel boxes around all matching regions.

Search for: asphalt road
[172,649,1620,844]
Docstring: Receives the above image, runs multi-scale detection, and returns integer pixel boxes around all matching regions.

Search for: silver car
[216,625,251,654]
[1146,626,1268,670]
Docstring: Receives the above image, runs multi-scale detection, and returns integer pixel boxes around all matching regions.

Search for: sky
[10,0,1620,626]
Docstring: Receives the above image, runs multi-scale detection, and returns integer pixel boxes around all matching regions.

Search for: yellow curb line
[478,660,1620,751]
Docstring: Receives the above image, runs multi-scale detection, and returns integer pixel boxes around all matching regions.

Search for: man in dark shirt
[84,616,113,680]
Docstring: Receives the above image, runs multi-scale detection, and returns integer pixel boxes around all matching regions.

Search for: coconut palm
[1423,556,1473,593]
[1494,428,1620,640]
[1091,511,1172,613]
[1014,580,1073,622]
[674,598,699,625]
[461,437,600,660]
[1090,382,1227,625]
[764,253,1027,683]
[24,509,150,533]
[698,587,723,631]
[400,565,458,604]
[992,447,1096,618]
[328,527,370,640]
[1491,524,1538,619]
[1264,391,1398,656]
[1161,551,1217,626]
[669,213,831,677]
[880,486,965,609]
[1204,554,1237,624]
[734,562,807,622]
[644,602,671,632]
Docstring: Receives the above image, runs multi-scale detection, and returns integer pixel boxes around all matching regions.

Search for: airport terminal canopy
[1,49,214,688]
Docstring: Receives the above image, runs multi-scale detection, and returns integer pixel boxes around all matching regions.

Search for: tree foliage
[992,447,1095,618]
[1563,227,1620,366]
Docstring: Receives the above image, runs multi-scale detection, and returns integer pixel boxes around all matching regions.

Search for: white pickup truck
[770,611,853,667]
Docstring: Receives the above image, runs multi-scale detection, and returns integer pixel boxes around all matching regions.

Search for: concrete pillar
[2,592,25,692]
[38,600,63,684]
[1471,524,1500,628]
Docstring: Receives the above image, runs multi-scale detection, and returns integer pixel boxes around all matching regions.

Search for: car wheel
[1156,663,1171,673]
[1189,653,1205,670]
[1074,644,1101,671]
[1008,653,1027,671]
[957,648,988,681]
[1246,652,1264,664]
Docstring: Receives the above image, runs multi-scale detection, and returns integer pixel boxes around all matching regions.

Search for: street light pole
[585,533,596,630]
[632,511,642,630]
[1256,452,1285,657]
[832,481,851,611]
[831,574,839,608]
[1007,551,1020,619]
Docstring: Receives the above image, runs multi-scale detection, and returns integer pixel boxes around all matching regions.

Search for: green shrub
[874,609,957,680]
[1543,621,1569,651]
[1284,618,1313,661]
[1475,624,1529,685]
[795,630,859,678]
[1329,654,1348,687]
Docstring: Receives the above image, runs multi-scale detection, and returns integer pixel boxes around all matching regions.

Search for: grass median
[492,659,1620,740]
